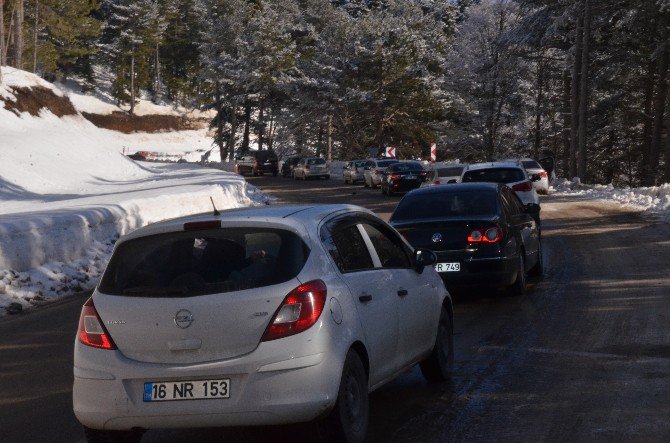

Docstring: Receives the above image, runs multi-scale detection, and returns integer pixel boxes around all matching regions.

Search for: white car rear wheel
[319,350,369,443]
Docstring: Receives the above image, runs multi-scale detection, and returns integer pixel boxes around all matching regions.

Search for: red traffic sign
[385,146,396,158]
[430,143,437,162]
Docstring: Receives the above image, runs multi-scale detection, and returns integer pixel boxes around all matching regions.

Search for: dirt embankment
[81,112,206,133]
[2,85,208,133]
[2,86,78,117]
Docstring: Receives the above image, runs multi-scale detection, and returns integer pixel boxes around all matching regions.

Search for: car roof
[465,161,524,171]
[407,182,502,196]
[119,204,373,243]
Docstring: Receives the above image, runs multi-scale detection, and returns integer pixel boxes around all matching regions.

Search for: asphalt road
[1,175,669,442]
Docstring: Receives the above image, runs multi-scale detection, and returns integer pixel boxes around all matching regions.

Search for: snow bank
[552,178,670,223]
[0,68,268,315]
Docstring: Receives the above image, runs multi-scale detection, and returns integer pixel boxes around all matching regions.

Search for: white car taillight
[77,297,117,350]
[261,280,327,341]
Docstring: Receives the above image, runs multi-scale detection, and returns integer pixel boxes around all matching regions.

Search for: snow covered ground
[552,178,670,224]
[0,68,267,315]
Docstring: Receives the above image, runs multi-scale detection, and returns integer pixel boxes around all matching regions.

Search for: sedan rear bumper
[434,253,518,288]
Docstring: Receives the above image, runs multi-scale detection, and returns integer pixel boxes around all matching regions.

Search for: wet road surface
[1,175,669,442]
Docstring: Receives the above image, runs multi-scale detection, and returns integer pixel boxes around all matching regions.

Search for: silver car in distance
[73,204,454,443]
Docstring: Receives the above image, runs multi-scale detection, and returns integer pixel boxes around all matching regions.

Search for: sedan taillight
[512,181,533,192]
[539,171,548,178]
[262,280,327,341]
[468,227,503,244]
[77,298,117,350]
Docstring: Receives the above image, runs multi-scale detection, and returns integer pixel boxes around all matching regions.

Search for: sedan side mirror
[447,179,457,184]
[414,248,437,274]
[525,203,541,215]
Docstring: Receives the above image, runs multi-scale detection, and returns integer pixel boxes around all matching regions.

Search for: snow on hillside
[0,68,267,315]
[552,178,670,223]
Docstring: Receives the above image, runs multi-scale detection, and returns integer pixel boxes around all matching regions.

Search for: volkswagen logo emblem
[431,233,443,243]
[174,309,194,329]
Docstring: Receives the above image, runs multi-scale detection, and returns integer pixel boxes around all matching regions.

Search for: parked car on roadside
[390,183,542,296]
[281,156,302,178]
[343,160,369,184]
[363,159,399,188]
[381,161,427,196]
[420,164,466,188]
[236,151,279,176]
[504,158,549,195]
[73,204,453,443]
[293,157,330,180]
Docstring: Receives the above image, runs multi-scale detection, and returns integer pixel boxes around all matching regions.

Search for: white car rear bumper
[73,331,344,430]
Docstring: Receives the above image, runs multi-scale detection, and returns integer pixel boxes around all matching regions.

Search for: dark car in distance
[389,183,542,296]
[381,162,427,196]
[281,156,302,177]
[236,151,279,176]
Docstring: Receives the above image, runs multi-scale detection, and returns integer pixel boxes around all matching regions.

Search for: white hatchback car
[73,205,453,443]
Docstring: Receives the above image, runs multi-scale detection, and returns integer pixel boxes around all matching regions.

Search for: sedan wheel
[319,350,368,443]
[507,253,527,296]
[528,240,543,277]
[420,307,454,382]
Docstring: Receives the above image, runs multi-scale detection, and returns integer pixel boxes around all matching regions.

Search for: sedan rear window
[522,160,542,169]
[307,158,326,165]
[462,168,525,184]
[376,160,398,168]
[99,228,309,297]
[390,162,423,172]
[391,191,499,221]
[437,167,464,177]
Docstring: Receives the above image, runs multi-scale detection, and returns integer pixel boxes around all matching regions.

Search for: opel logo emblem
[431,233,443,243]
[174,309,194,329]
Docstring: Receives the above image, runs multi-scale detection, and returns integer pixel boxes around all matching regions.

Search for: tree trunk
[257,102,264,151]
[327,112,333,161]
[13,0,23,69]
[569,4,583,178]
[577,0,591,181]
[561,69,571,177]
[153,42,160,103]
[241,101,251,153]
[130,50,135,115]
[648,22,670,186]
[32,0,37,73]
[316,122,324,157]
[227,99,238,162]
[215,82,225,162]
[664,89,670,182]
[0,0,4,84]
[267,112,275,151]
[533,56,546,159]
[640,58,657,185]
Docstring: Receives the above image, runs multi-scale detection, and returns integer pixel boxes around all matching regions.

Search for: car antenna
[210,197,221,216]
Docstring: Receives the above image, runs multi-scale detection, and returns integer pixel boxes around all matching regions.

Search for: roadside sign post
[385,146,396,158]
[430,143,437,162]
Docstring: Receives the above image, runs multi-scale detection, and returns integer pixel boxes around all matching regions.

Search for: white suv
[461,162,540,206]
[73,205,453,443]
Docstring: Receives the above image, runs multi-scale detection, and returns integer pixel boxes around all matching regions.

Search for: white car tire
[320,350,369,443]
